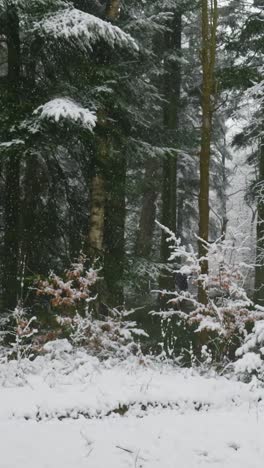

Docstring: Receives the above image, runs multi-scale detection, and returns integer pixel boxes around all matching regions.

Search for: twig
[116,446,147,462]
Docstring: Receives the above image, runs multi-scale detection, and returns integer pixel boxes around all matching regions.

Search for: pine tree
[0,0,139,311]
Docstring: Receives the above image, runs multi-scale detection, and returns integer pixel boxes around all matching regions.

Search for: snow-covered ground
[0,352,263,468]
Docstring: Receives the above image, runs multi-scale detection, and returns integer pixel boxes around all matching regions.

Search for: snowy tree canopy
[36,8,139,52]
[34,98,97,131]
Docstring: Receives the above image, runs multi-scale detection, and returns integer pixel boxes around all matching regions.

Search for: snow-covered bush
[155,222,264,363]
[0,305,40,385]
[234,315,264,382]
[1,305,38,363]
[35,256,147,359]
[68,309,148,359]
[36,254,97,310]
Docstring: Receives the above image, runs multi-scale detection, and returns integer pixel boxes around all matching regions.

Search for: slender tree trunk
[159,12,182,293]
[22,153,42,276]
[102,0,126,309]
[220,135,228,240]
[103,150,126,307]
[198,0,218,305]
[136,159,159,258]
[87,1,122,309]
[3,155,20,310]
[7,3,20,87]
[87,117,109,258]
[255,136,264,305]
[88,173,106,256]
[177,194,184,239]
[3,3,21,310]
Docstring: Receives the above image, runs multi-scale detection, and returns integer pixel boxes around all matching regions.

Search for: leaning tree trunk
[254,135,264,305]
[159,12,182,294]
[2,3,21,310]
[198,0,218,305]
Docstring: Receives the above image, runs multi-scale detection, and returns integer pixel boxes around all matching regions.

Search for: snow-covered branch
[34,98,97,130]
[37,8,139,52]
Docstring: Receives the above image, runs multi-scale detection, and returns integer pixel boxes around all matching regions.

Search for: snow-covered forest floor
[1,350,264,468]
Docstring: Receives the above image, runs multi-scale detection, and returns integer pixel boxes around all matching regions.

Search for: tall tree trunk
[136,159,159,258]
[159,12,182,293]
[198,0,218,305]
[102,0,126,309]
[220,133,228,240]
[87,118,109,259]
[88,173,106,257]
[103,150,126,307]
[3,154,20,310]
[255,136,264,305]
[87,1,122,309]
[22,154,42,277]
[2,3,21,310]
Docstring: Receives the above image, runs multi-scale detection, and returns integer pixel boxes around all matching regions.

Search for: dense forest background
[0,0,263,357]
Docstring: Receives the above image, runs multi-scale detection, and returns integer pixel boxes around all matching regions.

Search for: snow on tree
[155,221,264,361]
[37,7,139,52]
[235,313,264,382]
[34,98,97,131]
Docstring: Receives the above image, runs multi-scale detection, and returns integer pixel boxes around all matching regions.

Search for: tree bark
[198,0,218,305]
[105,0,120,21]
[87,116,109,260]
[102,0,125,309]
[86,0,122,309]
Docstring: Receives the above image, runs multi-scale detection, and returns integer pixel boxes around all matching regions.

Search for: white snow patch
[0,354,263,467]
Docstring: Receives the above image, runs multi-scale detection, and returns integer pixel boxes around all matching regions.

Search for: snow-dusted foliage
[235,316,264,382]
[1,306,38,363]
[68,309,148,359]
[37,8,139,52]
[37,255,97,309]
[155,222,264,361]
[34,98,97,131]
[35,257,147,359]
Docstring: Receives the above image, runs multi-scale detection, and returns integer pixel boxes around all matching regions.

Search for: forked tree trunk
[3,3,21,310]
[198,0,218,305]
